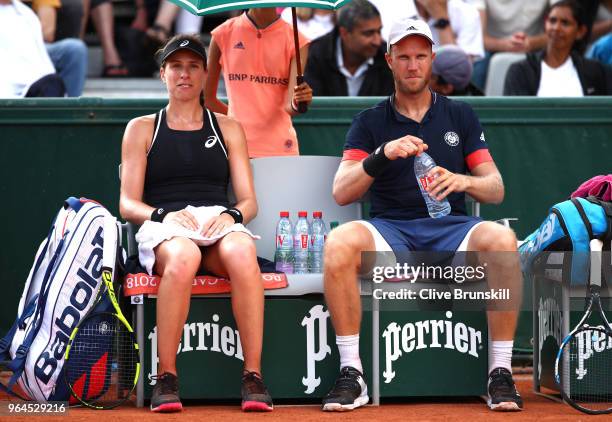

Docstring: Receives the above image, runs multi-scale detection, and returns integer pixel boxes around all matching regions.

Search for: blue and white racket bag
[0,197,123,402]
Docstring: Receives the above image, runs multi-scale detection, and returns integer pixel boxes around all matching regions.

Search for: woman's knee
[156,238,201,280]
[217,234,258,269]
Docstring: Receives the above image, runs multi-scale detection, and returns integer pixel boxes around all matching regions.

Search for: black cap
[158,37,207,65]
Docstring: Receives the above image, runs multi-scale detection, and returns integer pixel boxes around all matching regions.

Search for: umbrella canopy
[168,0,352,16]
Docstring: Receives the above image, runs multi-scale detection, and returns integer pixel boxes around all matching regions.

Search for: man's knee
[324,223,373,272]
[470,223,518,252]
[158,238,201,281]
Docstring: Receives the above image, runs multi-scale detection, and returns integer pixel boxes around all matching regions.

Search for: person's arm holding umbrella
[204,37,229,115]
[286,44,313,115]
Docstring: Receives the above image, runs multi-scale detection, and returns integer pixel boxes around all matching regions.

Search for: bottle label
[277,234,288,248]
[310,234,325,248]
[295,234,309,250]
[419,175,435,190]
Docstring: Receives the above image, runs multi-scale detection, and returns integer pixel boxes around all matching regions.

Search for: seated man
[304,0,393,96]
[321,19,523,412]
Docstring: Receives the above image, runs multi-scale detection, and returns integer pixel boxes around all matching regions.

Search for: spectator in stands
[587,0,612,64]
[591,0,612,42]
[430,45,483,95]
[471,0,557,90]
[31,0,87,96]
[415,0,485,60]
[368,0,418,41]
[206,8,313,158]
[504,0,612,96]
[82,0,129,76]
[135,0,204,49]
[588,33,612,65]
[0,0,66,97]
[304,0,393,97]
[120,34,273,413]
[280,7,335,41]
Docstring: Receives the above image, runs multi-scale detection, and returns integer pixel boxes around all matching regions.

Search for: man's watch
[433,18,451,29]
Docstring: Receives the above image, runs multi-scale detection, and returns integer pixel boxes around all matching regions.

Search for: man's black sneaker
[487,367,523,411]
[150,372,182,412]
[322,366,369,411]
[241,371,273,412]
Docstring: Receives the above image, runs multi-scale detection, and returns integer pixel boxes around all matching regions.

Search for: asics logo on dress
[205,135,220,148]
[234,41,245,49]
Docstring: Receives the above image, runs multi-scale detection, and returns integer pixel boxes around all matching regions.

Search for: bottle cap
[298,211,307,218]
[313,211,322,218]
[280,211,289,217]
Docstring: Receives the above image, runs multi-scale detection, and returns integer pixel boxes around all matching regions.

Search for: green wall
[0,97,610,341]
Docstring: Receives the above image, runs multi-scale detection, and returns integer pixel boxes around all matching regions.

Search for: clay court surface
[0,374,596,421]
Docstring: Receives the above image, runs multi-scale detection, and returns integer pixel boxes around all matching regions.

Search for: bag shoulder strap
[570,198,594,239]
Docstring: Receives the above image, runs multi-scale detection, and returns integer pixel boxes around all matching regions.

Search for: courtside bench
[123,156,489,407]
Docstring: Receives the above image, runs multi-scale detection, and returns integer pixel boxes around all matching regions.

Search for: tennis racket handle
[590,239,603,288]
[296,75,308,114]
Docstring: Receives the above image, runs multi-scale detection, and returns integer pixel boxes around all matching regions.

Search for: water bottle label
[310,234,325,248]
[300,234,308,249]
[277,234,289,248]
[418,175,434,190]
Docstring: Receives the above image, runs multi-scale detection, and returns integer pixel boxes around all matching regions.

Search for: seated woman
[504,0,612,96]
[119,34,272,413]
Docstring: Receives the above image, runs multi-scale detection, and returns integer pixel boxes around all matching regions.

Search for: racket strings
[562,328,612,412]
[66,316,138,408]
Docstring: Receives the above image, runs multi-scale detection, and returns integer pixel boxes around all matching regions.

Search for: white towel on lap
[135,205,260,275]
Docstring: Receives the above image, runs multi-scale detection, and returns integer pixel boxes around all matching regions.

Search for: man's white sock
[488,340,513,374]
[336,334,362,374]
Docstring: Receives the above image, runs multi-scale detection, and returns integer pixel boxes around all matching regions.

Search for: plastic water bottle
[293,211,310,273]
[414,152,451,218]
[309,211,326,273]
[275,211,294,273]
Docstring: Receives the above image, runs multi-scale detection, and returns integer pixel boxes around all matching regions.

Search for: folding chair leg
[136,301,145,408]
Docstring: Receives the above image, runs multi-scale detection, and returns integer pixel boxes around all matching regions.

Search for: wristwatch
[433,18,451,29]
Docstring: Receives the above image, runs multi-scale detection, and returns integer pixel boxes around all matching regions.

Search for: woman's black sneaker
[241,371,273,412]
[150,372,182,413]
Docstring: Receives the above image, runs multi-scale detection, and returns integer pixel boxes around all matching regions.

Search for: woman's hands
[162,209,237,237]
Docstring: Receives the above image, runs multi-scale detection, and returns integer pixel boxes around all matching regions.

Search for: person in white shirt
[504,0,612,96]
[280,7,335,41]
[470,0,559,89]
[369,0,483,59]
[415,0,484,60]
[0,0,65,97]
[368,0,418,42]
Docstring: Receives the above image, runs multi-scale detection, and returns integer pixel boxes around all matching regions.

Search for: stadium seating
[484,53,526,96]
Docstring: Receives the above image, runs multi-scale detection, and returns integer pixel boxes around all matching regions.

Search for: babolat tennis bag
[0,197,123,402]
[519,196,612,284]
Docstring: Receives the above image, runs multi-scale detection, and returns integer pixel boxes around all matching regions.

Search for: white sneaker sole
[488,400,523,411]
[322,395,369,411]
